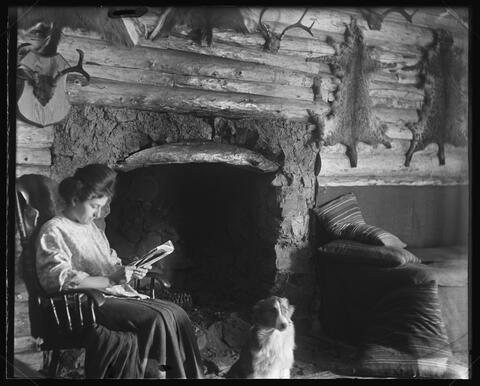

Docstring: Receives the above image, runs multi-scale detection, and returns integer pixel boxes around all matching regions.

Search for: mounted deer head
[257,8,315,53]
[17,47,90,127]
[17,48,90,107]
[361,8,417,30]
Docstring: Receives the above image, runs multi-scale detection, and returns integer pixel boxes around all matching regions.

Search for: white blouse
[36,215,146,298]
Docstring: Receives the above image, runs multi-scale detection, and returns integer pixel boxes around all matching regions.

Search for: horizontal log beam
[66,77,329,121]
[370,81,424,109]
[72,62,316,102]
[140,32,323,75]
[16,165,52,178]
[117,142,280,173]
[243,7,464,50]
[16,147,51,166]
[59,25,425,88]
[139,7,467,43]
[329,7,468,41]
[373,107,419,124]
[171,29,423,69]
[74,59,422,108]
[23,30,423,106]
[52,35,319,88]
[317,140,468,186]
[371,81,424,98]
[316,175,468,186]
[371,97,421,110]
[16,121,54,148]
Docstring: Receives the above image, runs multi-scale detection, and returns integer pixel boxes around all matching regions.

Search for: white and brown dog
[226,296,295,379]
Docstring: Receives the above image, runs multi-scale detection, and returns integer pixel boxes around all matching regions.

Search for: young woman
[35,164,203,379]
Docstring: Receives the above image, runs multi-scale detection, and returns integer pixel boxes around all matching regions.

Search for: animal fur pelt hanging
[16,6,136,55]
[149,6,249,46]
[308,17,391,168]
[404,29,467,166]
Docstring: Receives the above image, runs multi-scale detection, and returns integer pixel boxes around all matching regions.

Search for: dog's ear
[287,304,295,319]
[280,297,295,319]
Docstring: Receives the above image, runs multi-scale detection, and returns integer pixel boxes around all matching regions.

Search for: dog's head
[252,296,295,331]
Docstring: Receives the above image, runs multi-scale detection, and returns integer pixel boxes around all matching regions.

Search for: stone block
[274,243,313,273]
[222,313,250,351]
[291,215,309,239]
[205,321,229,356]
[271,173,289,187]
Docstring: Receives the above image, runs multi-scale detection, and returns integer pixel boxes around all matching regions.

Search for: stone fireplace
[50,105,319,316]
[105,162,281,307]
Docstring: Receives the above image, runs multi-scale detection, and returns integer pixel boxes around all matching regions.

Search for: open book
[129,240,175,268]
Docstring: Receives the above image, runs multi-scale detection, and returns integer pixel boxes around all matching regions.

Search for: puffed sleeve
[108,247,123,267]
[36,225,90,293]
[96,225,123,267]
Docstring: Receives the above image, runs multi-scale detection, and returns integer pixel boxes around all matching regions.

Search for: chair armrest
[49,288,106,307]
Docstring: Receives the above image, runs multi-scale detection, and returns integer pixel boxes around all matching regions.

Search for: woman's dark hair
[59,164,117,204]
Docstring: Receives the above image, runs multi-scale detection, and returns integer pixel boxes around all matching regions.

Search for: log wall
[15,120,53,178]
[16,6,469,185]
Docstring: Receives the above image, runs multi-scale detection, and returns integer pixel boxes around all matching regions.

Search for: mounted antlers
[54,49,90,83]
[258,8,315,53]
[17,48,90,107]
[361,8,418,30]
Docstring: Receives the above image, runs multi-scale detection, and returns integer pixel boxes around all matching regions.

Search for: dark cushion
[357,281,452,378]
[319,240,421,267]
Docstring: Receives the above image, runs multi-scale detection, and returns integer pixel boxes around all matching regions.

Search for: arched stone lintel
[115,142,280,173]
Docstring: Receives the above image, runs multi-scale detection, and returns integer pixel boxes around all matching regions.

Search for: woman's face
[70,196,109,224]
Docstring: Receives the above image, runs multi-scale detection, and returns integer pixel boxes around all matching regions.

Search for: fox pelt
[404,29,467,166]
[309,17,391,168]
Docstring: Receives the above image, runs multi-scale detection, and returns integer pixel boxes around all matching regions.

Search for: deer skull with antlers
[17,46,90,127]
[257,8,315,53]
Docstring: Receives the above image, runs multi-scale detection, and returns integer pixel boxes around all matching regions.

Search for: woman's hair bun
[59,164,117,204]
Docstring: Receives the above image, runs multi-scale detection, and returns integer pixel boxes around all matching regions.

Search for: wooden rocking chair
[15,174,169,377]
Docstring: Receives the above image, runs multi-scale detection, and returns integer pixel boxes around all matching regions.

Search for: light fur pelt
[226,296,295,379]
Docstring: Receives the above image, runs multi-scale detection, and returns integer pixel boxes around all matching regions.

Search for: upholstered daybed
[312,193,468,378]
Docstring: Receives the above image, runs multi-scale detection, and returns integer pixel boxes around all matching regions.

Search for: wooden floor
[12,279,469,379]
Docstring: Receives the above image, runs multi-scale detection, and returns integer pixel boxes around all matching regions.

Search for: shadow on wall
[315,185,468,248]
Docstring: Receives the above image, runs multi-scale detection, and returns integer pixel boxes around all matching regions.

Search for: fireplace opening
[106,163,281,310]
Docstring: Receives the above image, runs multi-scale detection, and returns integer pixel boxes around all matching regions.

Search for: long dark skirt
[95,297,204,379]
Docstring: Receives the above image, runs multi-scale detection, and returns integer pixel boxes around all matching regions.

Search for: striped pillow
[313,192,366,234]
[314,193,407,248]
[342,223,407,248]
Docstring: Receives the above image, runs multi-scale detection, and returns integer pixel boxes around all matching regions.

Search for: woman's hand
[108,265,153,285]
[131,265,152,280]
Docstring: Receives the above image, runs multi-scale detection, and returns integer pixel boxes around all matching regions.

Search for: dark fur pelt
[17,7,135,55]
[313,17,391,168]
[149,7,249,46]
[404,29,467,166]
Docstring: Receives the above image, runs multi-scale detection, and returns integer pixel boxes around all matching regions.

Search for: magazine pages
[129,240,175,268]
